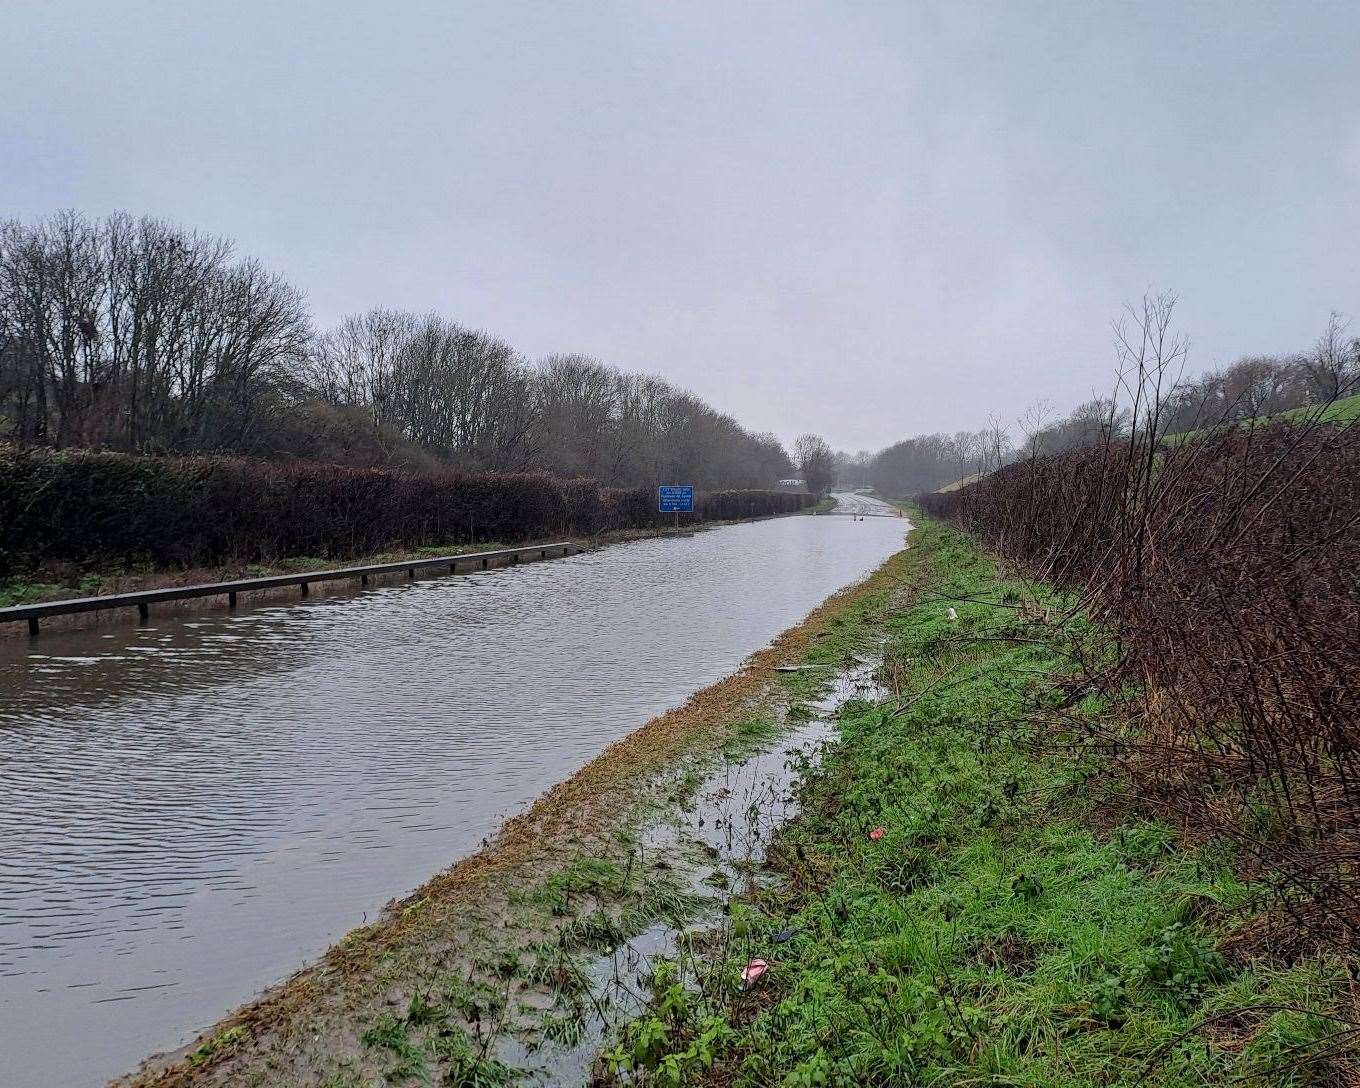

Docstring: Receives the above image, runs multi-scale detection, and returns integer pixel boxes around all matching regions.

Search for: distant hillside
[933,471,987,494]
[1165,391,1360,444]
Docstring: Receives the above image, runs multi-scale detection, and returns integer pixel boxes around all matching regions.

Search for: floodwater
[0,506,906,1088]
[515,656,889,1084]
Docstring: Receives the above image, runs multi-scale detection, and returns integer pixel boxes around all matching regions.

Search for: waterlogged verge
[500,659,886,1085]
[342,647,894,1086]
[593,519,1354,1087]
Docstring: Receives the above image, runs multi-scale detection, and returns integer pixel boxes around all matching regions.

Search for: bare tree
[947,431,983,486]
[1018,398,1053,459]
[2,210,795,487]
[301,313,795,486]
[305,308,419,428]
[533,354,620,479]
[1304,312,1358,402]
[981,413,1012,472]
[1112,291,1189,444]
[1218,355,1299,420]
[0,211,310,453]
[794,433,836,496]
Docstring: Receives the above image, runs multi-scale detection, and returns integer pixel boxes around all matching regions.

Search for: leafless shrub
[924,296,1360,948]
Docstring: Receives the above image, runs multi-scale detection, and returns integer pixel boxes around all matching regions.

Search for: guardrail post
[2,541,575,631]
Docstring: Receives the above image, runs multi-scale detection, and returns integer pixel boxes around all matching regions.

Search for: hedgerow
[597,519,1355,1087]
[0,444,812,574]
[919,418,1360,950]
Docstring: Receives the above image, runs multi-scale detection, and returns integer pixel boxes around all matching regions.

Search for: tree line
[0,211,796,490]
[840,309,1359,498]
[1157,314,1358,433]
[834,426,1012,498]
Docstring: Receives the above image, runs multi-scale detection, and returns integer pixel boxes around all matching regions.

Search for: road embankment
[597,518,1356,1086]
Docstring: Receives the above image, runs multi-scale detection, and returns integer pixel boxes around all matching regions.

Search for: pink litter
[869,826,886,840]
[741,959,769,989]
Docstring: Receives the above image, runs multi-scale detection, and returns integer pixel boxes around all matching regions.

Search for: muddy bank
[113,533,915,1088]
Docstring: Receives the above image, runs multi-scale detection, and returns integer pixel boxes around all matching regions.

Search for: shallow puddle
[510,657,888,1084]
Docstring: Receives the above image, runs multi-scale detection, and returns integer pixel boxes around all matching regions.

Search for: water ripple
[0,514,905,1087]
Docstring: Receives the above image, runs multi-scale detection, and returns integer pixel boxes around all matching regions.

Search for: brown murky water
[0,510,905,1087]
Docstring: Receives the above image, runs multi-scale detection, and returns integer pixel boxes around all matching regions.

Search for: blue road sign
[658,485,694,513]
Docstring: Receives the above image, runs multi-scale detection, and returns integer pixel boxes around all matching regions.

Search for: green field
[1271,392,1360,424]
[1164,392,1360,444]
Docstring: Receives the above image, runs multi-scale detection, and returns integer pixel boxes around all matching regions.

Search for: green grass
[0,579,65,608]
[0,573,102,607]
[524,855,709,943]
[598,519,1350,1086]
[359,991,518,1087]
[1271,392,1360,425]
[1164,392,1360,444]
[721,715,784,760]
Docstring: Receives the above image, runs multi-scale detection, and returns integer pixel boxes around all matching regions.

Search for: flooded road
[0,508,905,1088]
[823,491,900,518]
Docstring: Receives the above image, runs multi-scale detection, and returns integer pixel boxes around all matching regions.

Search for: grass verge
[598,518,1355,1086]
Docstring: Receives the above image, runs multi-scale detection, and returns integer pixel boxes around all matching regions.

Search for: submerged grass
[597,519,1354,1086]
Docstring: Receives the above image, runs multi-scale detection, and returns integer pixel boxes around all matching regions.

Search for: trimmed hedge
[0,445,812,574]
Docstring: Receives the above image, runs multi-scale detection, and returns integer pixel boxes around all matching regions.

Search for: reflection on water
[0,512,905,1088]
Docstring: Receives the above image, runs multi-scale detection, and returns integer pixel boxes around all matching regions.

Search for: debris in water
[741,959,769,989]
[869,826,886,841]
[773,663,836,672]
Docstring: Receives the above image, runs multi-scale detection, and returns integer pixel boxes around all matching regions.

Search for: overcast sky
[3,1,1358,451]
